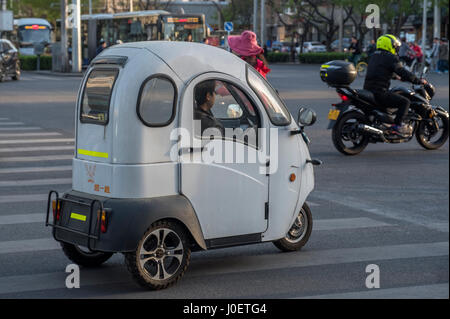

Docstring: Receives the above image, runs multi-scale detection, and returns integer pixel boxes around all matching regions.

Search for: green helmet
[376,34,401,55]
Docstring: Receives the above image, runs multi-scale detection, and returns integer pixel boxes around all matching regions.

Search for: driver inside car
[194,80,225,137]
[364,34,427,136]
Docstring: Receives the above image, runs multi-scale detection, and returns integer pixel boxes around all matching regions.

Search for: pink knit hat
[228,30,263,57]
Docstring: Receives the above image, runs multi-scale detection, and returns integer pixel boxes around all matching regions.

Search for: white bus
[13,18,52,55]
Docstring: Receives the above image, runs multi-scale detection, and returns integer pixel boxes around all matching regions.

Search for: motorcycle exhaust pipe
[358,124,387,142]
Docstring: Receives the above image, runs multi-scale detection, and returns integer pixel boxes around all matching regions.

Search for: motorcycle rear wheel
[416,113,449,150]
[332,111,370,155]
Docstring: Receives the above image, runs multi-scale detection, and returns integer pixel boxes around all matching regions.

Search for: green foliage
[19,55,52,71]
[298,52,352,64]
[221,0,254,28]
[267,52,291,63]
[10,0,104,26]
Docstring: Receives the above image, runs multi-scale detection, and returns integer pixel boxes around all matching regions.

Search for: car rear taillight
[52,200,61,221]
[98,209,108,233]
[338,93,349,102]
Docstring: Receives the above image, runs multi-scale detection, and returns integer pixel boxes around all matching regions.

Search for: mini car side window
[80,68,119,125]
[137,76,177,127]
[194,79,260,148]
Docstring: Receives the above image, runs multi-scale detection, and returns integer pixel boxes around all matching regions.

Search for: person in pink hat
[228,30,271,79]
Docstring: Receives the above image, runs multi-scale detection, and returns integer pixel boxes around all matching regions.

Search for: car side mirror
[227,104,243,119]
[297,108,317,126]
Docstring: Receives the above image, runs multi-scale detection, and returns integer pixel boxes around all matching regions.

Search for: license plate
[328,109,340,120]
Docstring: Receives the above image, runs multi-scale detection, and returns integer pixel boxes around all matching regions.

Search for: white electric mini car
[46,41,320,290]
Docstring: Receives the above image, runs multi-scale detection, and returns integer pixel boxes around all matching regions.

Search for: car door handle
[179,146,206,155]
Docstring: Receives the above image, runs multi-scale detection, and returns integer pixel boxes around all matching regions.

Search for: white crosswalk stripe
[0,126,42,131]
[0,178,72,187]
[0,194,49,204]
[0,154,73,162]
[0,138,74,144]
[0,122,25,126]
[0,145,74,153]
[0,165,72,174]
[0,132,61,138]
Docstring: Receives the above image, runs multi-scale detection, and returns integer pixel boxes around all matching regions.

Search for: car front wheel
[273,203,313,252]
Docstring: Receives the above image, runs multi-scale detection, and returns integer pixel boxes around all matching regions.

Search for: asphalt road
[0,65,448,300]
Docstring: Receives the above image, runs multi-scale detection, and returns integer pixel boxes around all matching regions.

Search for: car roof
[16,18,52,27]
[110,41,247,83]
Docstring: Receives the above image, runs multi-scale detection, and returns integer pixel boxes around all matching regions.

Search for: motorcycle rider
[364,34,427,136]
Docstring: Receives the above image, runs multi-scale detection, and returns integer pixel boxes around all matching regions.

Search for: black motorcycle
[320,60,449,155]
[0,39,21,82]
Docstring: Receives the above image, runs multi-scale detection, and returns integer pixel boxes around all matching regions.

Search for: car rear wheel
[125,220,191,290]
[61,242,113,267]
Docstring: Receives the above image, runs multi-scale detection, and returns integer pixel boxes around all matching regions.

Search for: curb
[23,70,84,77]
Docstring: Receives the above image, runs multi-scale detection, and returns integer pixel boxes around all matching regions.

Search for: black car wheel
[125,220,191,290]
[273,203,313,252]
[61,242,113,267]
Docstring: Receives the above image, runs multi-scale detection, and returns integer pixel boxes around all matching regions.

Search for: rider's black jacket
[364,49,421,92]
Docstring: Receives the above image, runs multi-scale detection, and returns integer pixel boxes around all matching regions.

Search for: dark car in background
[0,39,20,82]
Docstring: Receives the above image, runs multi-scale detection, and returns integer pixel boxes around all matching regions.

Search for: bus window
[18,25,51,44]
[161,16,205,42]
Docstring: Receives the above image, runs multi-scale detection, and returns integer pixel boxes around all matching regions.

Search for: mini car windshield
[246,66,291,126]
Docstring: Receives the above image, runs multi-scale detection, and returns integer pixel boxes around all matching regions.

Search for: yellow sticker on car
[70,212,87,222]
[328,109,340,120]
[77,149,109,159]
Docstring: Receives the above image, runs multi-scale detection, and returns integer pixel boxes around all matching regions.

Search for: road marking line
[0,118,10,121]
[0,122,24,126]
[0,155,73,162]
[0,146,74,153]
[0,138,74,145]
[314,217,391,231]
[0,214,44,225]
[0,165,72,174]
[311,191,450,233]
[0,127,42,131]
[0,132,62,138]
[306,201,320,207]
[0,194,48,204]
[0,238,60,254]
[0,267,128,296]
[0,241,446,295]
[297,283,449,299]
[186,242,449,278]
[0,178,72,187]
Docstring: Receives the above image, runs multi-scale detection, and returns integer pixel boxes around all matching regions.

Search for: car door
[178,73,270,244]
[245,66,308,242]
[1,42,13,70]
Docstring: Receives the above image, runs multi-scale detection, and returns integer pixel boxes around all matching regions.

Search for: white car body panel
[72,41,315,243]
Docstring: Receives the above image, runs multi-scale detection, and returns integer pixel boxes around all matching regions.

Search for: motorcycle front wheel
[416,113,449,150]
[332,111,370,155]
